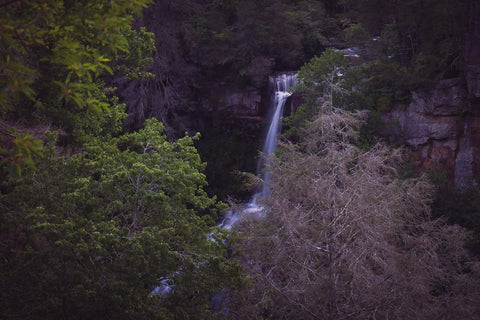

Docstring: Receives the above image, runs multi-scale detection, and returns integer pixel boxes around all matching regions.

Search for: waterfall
[219,73,296,229]
[258,73,297,199]
[154,73,296,299]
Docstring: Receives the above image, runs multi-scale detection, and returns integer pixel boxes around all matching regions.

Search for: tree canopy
[338,0,470,112]
[1,119,245,319]
[0,1,245,319]
[0,0,155,173]
[0,0,150,113]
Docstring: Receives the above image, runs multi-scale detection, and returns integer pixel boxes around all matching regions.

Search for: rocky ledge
[384,73,480,186]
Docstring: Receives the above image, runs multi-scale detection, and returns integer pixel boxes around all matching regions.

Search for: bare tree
[230,105,480,320]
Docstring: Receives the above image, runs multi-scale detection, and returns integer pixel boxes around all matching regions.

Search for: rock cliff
[383,79,467,184]
[383,2,480,186]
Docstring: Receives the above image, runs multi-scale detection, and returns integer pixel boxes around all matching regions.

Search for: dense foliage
[0,1,245,319]
[0,0,156,175]
[338,0,470,112]
[0,0,152,131]
[1,120,244,319]
[187,0,337,82]
[285,48,350,140]
[433,182,480,255]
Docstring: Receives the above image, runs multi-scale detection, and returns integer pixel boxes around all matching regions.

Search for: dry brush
[230,107,480,320]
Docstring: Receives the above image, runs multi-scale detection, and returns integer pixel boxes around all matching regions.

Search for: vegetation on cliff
[339,0,469,109]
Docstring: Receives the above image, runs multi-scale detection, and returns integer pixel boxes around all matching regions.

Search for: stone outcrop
[382,1,480,186]
[383,76,480,186]
[202,84,264,119]
[383,79,465,183]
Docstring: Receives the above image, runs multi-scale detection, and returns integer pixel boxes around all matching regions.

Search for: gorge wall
[383,2,480,186]
[114,1,480,191]
[383,78,477,185]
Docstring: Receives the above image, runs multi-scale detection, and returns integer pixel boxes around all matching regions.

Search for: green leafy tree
[284,49,350,140]
[0,0,154,173]
[343,23,370,47]
[0,0,151,113]
[114,27,156,81]
[0,119,245,319]
[1,3,246,318]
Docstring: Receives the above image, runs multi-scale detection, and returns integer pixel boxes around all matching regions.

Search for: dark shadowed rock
[384,77,480,186]
[382,1,480,186]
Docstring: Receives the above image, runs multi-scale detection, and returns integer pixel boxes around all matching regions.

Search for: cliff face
[116,1,480,189]
[383,79,469,184]
[383,2,480,186]
[112,4,276,136]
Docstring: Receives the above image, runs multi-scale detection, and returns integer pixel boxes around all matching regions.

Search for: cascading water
[219,72,297,229]
[257,73,297,199]
[156,73,297,303]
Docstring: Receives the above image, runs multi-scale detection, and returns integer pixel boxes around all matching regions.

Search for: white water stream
[218,73,297,229]
[154,73,297,298]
